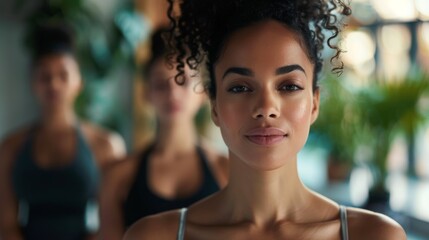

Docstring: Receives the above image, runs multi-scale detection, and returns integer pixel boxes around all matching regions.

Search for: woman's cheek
[286,97,313,148]
[218,97,247,125]
[285,91,313,120]
[287,100,310,125]
[216,97,246,143]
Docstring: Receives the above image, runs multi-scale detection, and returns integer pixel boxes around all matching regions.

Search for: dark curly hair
[143,28,169,80]
[166,0,351,99]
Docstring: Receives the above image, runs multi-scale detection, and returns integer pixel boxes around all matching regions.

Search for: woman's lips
[245,127,287,146]
[165,103,182,113]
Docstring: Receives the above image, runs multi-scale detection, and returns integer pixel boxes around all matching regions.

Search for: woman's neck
[223,152,313,227]
[154,119,198,156]
[40,108,77,132]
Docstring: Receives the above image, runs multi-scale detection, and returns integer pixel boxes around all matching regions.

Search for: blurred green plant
[311,72,429,188]
[356,73,429,192]
[311,74,360,166]
[18,0,137,79]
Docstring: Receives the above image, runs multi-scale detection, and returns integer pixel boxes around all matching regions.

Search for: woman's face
[147,58,205,123]
[33,54,82,111]
[212,20,320,171]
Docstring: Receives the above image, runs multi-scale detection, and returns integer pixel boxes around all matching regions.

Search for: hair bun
[28,23,76,61]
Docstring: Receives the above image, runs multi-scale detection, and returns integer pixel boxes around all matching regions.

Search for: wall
[0,1,38,140]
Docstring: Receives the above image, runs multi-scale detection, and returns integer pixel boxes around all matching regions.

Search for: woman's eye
[279,84,302,92]
[227,86,251,93]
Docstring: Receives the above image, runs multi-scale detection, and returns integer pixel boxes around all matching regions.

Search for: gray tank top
[177,205,349,240]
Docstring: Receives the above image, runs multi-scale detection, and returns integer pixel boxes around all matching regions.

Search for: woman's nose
[252,89,280,119]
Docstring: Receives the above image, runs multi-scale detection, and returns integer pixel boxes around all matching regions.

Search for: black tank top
[12,126,99,240]
[123,144,220,227]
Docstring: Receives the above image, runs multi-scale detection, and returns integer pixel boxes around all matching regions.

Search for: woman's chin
[235,151,293,172]
[248,160,288,172]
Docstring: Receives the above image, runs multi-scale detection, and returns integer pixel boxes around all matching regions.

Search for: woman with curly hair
[125,0,406,239]
[99,29,228,240]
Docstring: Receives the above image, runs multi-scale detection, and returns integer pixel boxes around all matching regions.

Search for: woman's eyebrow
[275,64,306,76]
[222,67,254,79]
[222,64,306,80]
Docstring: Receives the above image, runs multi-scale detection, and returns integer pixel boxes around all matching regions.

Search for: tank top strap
[177,208,188,240]
[134,144,156,188]
[76,123,101,177]
[27,124,39,138]
[74,124,92,155]
[23,124,39,146]
[72,124,98,171]
[339,205,349,240]
[14,125,41,166]
[139,143,156,172]
[195,145,213,175]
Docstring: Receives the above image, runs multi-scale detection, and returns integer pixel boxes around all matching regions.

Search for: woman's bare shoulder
[101,153,142,198]
[0,126,33,161]
[347,207,406,240]
[103,154,139,180]
[124,210,181,240]
[1,125,32,146]
[80,121,126,166]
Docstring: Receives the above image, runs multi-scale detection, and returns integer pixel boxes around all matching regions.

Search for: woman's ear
[210,100,220,127]
[310,88,320,125]
[72,75,83,99]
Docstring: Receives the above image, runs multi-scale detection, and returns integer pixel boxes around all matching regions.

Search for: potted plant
[310,75,360,181]
[356,73,429,206]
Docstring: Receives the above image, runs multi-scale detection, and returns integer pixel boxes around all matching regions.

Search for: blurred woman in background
[0,24,125,240]
[99,29,228,240]
[125,0,406,239]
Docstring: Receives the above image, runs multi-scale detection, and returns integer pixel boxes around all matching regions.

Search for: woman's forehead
[36,54,77,70]
[216,20,313,76]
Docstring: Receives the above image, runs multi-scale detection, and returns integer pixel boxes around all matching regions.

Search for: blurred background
[0,0,428,239]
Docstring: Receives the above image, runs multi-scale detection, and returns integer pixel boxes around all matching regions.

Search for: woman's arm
[99,157,138,240]
[80,123,129,239]
[0,134,25,240]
